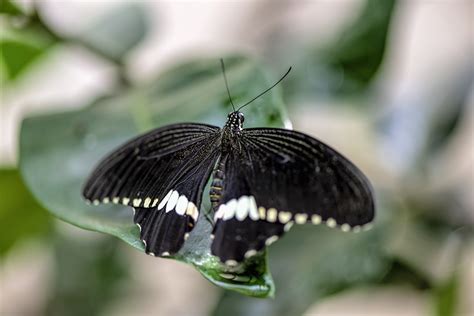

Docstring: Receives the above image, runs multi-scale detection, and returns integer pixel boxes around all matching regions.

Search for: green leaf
[0,28,55,81]
[44,236,129,316]
[0,0,24,16]
[19,56,290,297]
[212,197,394,315]
[0,168,52,255]
[291,0,397,98]
[423,81,470,158]
[0,40,43,80]
[80,4,149,62]
[434,274,459,316]
[321,0,397,93]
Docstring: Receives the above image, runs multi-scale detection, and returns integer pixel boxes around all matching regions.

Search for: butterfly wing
[83,123,221,256]
[211,128,374,263]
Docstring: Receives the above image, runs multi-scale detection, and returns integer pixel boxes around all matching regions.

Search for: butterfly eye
[238,113,245,123]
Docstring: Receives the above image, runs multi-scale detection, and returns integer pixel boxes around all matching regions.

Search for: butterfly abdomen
[210,159,226,211]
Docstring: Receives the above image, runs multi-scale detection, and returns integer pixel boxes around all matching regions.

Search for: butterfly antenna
[220,58,236,112]
[237,66,292,111]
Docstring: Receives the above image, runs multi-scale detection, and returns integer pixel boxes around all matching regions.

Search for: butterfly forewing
[82,123,221,256]
[211,127,374,262]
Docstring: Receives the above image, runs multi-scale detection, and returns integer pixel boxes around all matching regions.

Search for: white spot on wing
[223,199,237,220]
[266,208,277,222]
[341,224,351,232]
[258,207,266,220]
[186,202,198,222]
[144,197,151,207]
[311,214,322,225]
[235,196,250,221]
[133,198,142,207]
[214,204,226,221]
[122,197,130,205]
[295,213,308,224]
[244,249,257,258]
[248,196,259,220]
[175,195,188,215]
[326,218,337,228]
[265,235,279,246]
[166,191,179,212]
[284,222,294,232]
[158,190,172,210]
[278,211,292,223]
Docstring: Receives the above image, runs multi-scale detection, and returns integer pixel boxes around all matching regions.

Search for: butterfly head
[225,111,245,133]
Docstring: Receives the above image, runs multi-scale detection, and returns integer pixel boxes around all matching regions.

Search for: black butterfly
[82,60,374,265]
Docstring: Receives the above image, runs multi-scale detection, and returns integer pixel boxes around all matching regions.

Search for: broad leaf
[79,4,149,62]
[20,56,290,297]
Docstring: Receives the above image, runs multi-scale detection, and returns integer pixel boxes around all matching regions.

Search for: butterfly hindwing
[211,127,374,262]
[82,123,221,256]
[212,215,287,264]
[210,154,288,263]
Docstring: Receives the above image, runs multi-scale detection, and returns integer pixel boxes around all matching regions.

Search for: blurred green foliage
[319,0,396,94]
[0,0,23,16]
[286,0,397,101]
[44,236,128,316]
[434,274,459,316]
[0,1,58,81]
[0,168,52,255]
[0,31,54,80]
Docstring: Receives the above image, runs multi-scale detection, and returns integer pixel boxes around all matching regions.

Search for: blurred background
[0,0,473,315]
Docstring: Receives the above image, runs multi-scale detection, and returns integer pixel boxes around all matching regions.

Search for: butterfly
[82,59,374,266]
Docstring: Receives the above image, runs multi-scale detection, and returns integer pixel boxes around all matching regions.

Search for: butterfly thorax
[223,111,244,135]
[221,111,245,153]
[210,112,245,211]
